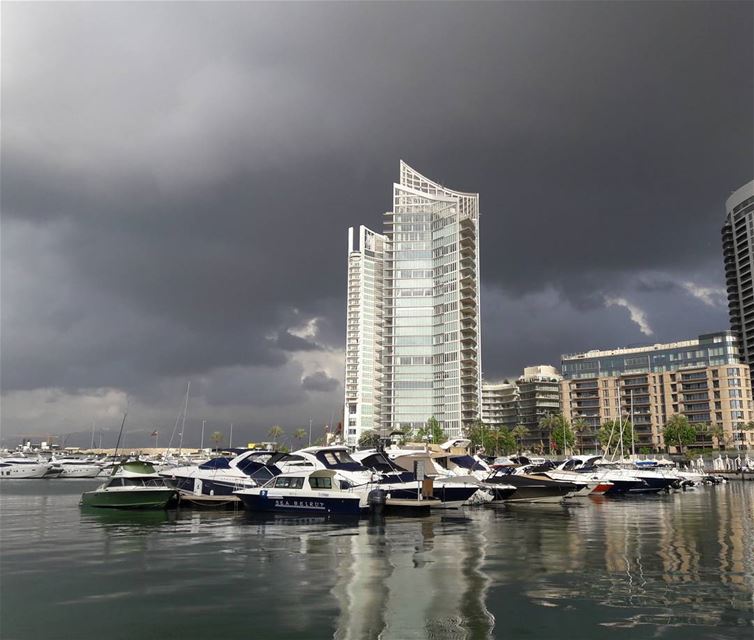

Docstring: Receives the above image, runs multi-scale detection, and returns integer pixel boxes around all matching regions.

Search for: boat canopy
[449,455,486,471]
[199,458,231,470]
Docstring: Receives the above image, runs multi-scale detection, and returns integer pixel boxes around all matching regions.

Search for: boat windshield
[315,450,364,471]
[273,476,304,489]
[108,478,166,487]
[309,476,333,490]
[359,453,395,473]
[199,458,231,470]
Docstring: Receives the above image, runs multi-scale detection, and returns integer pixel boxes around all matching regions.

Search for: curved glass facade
[344,162,481,444]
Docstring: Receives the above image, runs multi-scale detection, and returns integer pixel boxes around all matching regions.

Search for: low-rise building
[516,365,562,450]
[560,331,754,451]
[482,365,562,452]
[481,381,518,429]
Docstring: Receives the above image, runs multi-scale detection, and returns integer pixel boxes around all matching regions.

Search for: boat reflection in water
[9,480,745,639]
[331,514,494,640]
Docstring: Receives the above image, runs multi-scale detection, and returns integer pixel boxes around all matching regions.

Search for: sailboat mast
[179,381,190,456]
[630,389,636,458]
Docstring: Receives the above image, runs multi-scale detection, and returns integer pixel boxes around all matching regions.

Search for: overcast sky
[2,2,752,447]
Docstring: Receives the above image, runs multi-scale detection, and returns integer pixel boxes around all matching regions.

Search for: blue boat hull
[238,493,362,515]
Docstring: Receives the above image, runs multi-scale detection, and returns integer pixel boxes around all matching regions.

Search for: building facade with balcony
[344,226,386,446]
[481,381,519,429]
[515,365,562,450]
[722,179,754,370]
[344,162,481,443]
[560,332,754,451]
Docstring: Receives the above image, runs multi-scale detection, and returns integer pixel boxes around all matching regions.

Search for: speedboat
[162,450,284,496]
[235,469,364,515]
[486,466,580,503]
[80,461,177,509]
[0,457,51,479]
[556,456,652,494]
[352,448,491,506]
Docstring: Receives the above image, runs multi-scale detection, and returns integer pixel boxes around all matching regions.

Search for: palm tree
[538,413,561,453]
[511,425,528,453]
[210,431,223,449]
[293,428,307,449]
[572,418,588,454]
[268,425,284,444]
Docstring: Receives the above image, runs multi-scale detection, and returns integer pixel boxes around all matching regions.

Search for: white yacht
[281,446,482,508]
[235,469,365,515]
[0,457,51,479]
[161,450,285,496]
[55,457,103,478]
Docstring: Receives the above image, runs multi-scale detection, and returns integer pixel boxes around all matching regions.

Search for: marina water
[1,480,752,639]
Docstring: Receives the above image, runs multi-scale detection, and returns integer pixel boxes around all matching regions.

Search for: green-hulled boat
[80,461,176,509]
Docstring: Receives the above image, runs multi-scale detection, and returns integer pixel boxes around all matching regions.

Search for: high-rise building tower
[344,162,481,445]
[344,226,386,443]
[722,179,754,367]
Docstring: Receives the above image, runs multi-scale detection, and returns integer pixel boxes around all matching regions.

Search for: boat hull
[491,475,576,503]
[237,492,362,515]
[0,464,50,479]
[80,489,176,509]
[59,466,102,478]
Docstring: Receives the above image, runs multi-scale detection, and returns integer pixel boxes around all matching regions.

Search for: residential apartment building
[722,179,754,368]
[481,381,518,429]
[344,226,386,443]
[344,162,481,445]
[516,365,562,450]
[561,332,754,451]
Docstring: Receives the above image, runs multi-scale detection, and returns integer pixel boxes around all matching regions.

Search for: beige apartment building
[560,332,754,452]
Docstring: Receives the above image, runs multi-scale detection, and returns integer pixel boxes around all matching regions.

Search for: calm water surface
[1,481,752,639]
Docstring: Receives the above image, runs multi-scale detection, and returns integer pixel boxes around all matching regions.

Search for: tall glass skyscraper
[344,162,481,445]
[722,179,754,367]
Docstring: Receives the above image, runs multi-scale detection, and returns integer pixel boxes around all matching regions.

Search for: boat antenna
[111,411,128,475]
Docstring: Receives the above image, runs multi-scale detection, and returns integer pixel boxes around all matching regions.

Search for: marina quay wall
[561,332,754,452]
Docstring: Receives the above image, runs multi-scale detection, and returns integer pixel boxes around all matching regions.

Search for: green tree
[268,425,285,443]
[358,430,381,449]
[572,418,589,454]
[539,413,573,454]
[496,428,517,455]
[511,425,528,453]
[598,420,635,457]
[704,423,726,450]
[293,428,307,448]
[210,431,223,449]
[468,419,489,451]
[414,416,446,444]
[662,414,697,454]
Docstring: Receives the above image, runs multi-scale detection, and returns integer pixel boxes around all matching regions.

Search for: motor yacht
[235,469,364,515]
[81,461,176,509]
[485,463,580,503]
[352,448,492,506]
[55,457,103,478]
[162,450,284,496]
[0,457,51,479]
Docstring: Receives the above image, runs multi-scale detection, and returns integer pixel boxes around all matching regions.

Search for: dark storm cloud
[302,371,340,393]
[1,2,751,440]
[275,331,323,353]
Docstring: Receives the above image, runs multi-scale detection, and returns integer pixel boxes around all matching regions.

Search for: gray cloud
[1,2,751,444]
[302,371,340,393]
